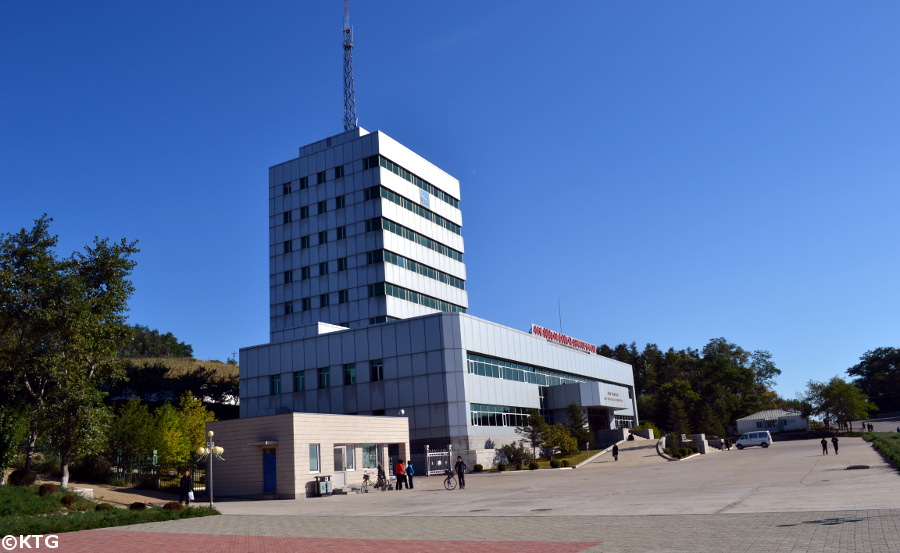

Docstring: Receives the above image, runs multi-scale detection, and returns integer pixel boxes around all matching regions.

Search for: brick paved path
[54,510,900,553]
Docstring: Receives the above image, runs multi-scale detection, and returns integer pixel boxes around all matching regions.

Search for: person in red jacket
[394,460,406,490]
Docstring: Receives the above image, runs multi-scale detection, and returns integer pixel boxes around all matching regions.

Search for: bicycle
[356,470,373,494]
[443,469,457,490]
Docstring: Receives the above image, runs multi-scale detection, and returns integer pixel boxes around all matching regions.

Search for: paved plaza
[50,427,900,552]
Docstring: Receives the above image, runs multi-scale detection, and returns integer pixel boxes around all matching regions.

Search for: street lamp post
[197,430,225,509]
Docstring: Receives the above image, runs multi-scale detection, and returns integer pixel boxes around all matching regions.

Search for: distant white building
[736,409,807,435]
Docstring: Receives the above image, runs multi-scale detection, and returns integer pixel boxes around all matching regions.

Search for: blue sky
[2,2,898,399]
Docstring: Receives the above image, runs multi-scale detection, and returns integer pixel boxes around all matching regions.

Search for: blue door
[263,450,276,493]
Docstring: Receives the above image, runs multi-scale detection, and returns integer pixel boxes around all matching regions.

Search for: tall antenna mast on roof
[343,0,358,131]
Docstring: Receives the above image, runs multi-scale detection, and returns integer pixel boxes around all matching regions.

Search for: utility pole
[343,0,358,131]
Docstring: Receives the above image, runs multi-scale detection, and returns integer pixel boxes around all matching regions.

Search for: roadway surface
[50,424,900,552]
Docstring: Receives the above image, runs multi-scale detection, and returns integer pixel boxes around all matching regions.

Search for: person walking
[821,437,828,455]
[179,469,194,505]
[394,460,406,490]
[406,461,415,489]
[612,444,619,462]
[832,435,839,455]
[455,455,467,490]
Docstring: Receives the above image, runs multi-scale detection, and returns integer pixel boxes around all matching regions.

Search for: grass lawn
[486,450,596,471]
[862,432,900,471]
[0,484,217,535]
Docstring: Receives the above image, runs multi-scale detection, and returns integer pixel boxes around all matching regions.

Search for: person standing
[455,455,467,490]
[406,461,415,489]
[394,460,406,490]
[612,444,619,462]
[832,435,839,455]
[821,437,828,455]
[179,469,194,505]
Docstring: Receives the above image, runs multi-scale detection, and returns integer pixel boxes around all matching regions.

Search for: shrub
[472,464,483,473]
[129,502,147,511]
[499,441,533,466]
[163,502,185,511]
[549,459,560,468]
[497,463,507,472]
[38,483,57,496]
[528,461,539,470]
[136,478,159,491]
[95,503,116,511]
[60,494,77,508]
[515,463,523,471]
[70,455,113,484]
[561,459,569,467]
[8,470,36,486]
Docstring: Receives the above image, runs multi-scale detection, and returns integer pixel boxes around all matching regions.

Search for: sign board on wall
[530,324,596,354]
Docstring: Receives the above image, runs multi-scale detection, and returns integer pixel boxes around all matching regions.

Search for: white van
[735,431,772,449]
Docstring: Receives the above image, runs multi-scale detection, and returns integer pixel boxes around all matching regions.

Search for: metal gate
[425,444,453,476]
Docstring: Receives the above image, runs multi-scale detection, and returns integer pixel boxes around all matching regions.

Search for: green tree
[177,392,217,453]
[515,409,547,459]
[109,401,156,464]
[847,348,900,413]
[565,402,592,448]
[0,216,138,486]
[121,325,193,358]
[543,423,578,458]
[153,403,190,464]
[805,377,877,430]
[0,406,25,477]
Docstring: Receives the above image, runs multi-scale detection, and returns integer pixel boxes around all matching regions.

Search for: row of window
[284,258,349,283]
[366,155,460,209]
[269,360,386,396]
[614,415,634,429]
[469,403,533,428]
[280,226,348,254]
[367,249,466,291]
[283,289,351,314]
[367,282,467,314]
[282,166,347,196]
[368,315,400,325]
[366,217,463,262]
[367,186,461,235]
[466,353,597,388]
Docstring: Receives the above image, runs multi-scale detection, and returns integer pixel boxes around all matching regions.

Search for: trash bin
[314,475,332,497]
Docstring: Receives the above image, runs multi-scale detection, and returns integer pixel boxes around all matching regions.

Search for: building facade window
[320,294,330,307]
[318,368,330,388]
[284,271,293,284]
[270,374,281,395]
[343,363,356,385]
[300,236,310,249]
[283,303,293,315]
[295,370,305,392]
[316,171,326,184]
[319,262,329,275]
[469,403,530,427]
[366,217,463,262]
[283,241,293,254]
[318,230,328,244]
[337,257,348,271]
[317,200,327,214]
[338,289,349,304]
[367,282,466,314]
[309,444,320,472]
[336,226,347,239]
[367,249,465,290]
[283,183,291,195]
[335,195,346,209]
[301,297,311,311]
[614,416,634,429]
[301,266,311,280]
[334,165,344,179]
[370,359,384,382]
[299,176,309,190]
[282,211,292,224]
[300,206,309,219]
